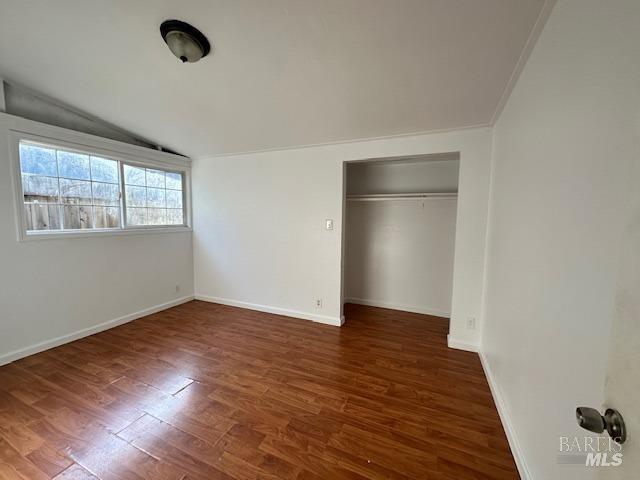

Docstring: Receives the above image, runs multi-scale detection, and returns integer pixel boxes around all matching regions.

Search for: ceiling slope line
[0,77,179,154]
[489,0,558,126]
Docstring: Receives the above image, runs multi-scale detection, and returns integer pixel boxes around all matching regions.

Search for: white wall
[481,1,640,479]
[346,155,459,195]
[193,127,491,346]
[0,113,194,364]
[345,197,457,317]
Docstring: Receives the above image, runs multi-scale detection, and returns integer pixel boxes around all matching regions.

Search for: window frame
[9,127,191,242]
[119,159,188,230]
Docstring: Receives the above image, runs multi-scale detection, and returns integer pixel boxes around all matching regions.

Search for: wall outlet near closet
[466,316,476,330]
[315,298,323,309]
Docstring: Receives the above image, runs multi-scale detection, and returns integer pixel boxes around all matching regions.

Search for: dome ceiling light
[160,20,211,63]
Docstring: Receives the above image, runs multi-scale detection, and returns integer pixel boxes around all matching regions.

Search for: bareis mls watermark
[558,436,623,467]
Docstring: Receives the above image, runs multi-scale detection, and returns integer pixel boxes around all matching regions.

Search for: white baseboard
[0,295,195,366]
[195,294,343,327]
[446,334,479,352]
[479,351,531,480]
[344,297,450,318]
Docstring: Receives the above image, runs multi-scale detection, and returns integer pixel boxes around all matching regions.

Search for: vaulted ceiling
[0,0,546,157]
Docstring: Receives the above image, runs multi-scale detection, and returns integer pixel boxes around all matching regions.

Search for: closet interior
[343,153,460,318]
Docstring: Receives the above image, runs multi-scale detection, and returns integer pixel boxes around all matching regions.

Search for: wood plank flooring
[0,301,518,479]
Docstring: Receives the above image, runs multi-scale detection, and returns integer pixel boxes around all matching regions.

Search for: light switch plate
[325,219,334,230]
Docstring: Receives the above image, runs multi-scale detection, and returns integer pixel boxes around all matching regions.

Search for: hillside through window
[18,141,186,234]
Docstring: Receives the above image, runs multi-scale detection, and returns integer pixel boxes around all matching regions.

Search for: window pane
[126,207,146,226]
[147,187,166,207]
[124,165,146,186]
[146,169,165,188]
[58,151,90,180]
[165,189,183,209]
[147,208,167,225]
[94,206,120,228]
[18,143,186,234]
[24,204,61,231]
[125,185,146,207]
[60,179,92,204]
[63,205,93,229]
[20,144,58,176]
[92,182,119,206]
[22,175,59,203]
[166,209,184,225]
[91,157,118,183]
[166,172,183,190]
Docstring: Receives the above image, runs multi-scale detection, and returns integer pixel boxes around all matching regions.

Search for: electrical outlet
[466,316,476,330]
[315,298,323,309]
[325,219,334,231]
[175,284,181,293]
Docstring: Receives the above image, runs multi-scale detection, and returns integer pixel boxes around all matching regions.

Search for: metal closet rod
[346,192,458,201]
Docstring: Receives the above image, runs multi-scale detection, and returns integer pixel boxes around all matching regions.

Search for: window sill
[19,226,192,242]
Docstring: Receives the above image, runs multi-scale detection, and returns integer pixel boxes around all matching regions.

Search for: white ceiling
[0,0,546,157]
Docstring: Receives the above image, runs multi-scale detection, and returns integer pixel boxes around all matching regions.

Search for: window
[17,140,187,236]
[123,164,184,226]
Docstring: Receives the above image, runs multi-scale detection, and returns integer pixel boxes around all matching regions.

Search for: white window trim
[7,118,192,242]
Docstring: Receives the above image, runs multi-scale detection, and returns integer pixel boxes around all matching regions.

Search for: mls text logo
[558,436,623,467]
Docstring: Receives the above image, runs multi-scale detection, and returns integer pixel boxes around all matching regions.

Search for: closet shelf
[346,192,458,201]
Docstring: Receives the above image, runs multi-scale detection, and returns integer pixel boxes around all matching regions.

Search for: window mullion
[182,174,187,226]
[144,167,149,225]
[120,161,127,229]
[89,156,95,229]
[56,149,63,230]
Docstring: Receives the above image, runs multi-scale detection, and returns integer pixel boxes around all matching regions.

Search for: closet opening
[341,152,460,323]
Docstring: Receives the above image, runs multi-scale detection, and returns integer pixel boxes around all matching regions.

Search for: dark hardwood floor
[0,301,518,479]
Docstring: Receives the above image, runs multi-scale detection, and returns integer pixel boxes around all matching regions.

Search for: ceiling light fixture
[160,20,211,64]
